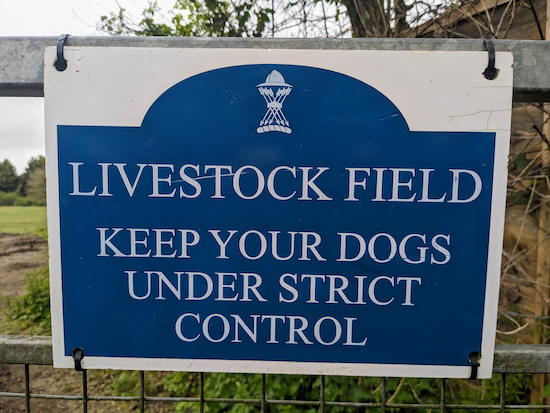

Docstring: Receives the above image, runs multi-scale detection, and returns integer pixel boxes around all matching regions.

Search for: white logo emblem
[257,70,292,134]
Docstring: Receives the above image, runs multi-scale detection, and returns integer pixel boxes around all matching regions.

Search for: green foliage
[158,373,445,413]
[107,369,171,397]
[508,175,549,206]
[0,156,46,205]
[0,191,34,206]
[0,159,19,193]
[3,267,51,335]
[497,374,532,405]
[25,167,46,205]
[442,374,535,413]
[99,0,272,37]
[511,189,529,205]
[513,153,530,171]
[541,382,550,400]
[112,371,141,395]
[19,155,46,197]
[154,373,541,412]
[161,372,318,412]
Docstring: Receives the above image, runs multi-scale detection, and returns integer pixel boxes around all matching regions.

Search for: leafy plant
[3,267,51,335]
[112,371,141,395]
[99,0,272,38]
[0,191,35,206]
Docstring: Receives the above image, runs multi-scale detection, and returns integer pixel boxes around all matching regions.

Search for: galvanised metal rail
[1,336,550,412]
[1,37,550,101]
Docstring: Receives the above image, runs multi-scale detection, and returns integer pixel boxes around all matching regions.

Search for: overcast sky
[0,0,174,173]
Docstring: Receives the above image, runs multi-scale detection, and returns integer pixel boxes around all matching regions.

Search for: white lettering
[179,164,202,198]
[368,233,397,263]
[149,164,176,198]
[449,169,482,203]
[368,276,395,306]
[345,167,370,201]
[175,313,201,342]
[397,277,422,306]
[314,317,342,345]
[298,167,332,201]
[267,166,296,200]
[337,232,366,262]
[233,165,265,200]
[126,270,151,300]
[114,163,147,197]
[204,165,232,199]
[209,230,238,259]
[279,273,299,303]
[69,162,97,196]
[389,168,416,202]
[239,230,268,260]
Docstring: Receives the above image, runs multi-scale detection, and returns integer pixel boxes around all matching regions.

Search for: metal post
[24,364,30,413]
[381,377,387,413]
[261,374,266,413]
[140,370,145,413]
[320,375,325,413]
[82,369,88,413]
[500,373,506,413]
[200,372,205,413]
[440,378,446,413]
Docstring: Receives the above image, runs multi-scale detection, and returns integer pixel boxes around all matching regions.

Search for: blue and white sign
[45,47,513,378]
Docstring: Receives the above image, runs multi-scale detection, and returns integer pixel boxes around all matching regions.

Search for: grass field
[0,206,47,236]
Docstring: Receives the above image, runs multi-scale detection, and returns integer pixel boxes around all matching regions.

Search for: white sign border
[45,47,513,378]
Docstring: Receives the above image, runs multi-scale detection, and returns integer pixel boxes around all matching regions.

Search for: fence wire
[2,338,550,412]
[1,368,550,412]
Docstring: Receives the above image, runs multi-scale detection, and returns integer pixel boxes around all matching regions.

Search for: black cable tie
[54,34,70,71]
[72,347,85,371]
[468,351,480,380]
[482,38,499,80]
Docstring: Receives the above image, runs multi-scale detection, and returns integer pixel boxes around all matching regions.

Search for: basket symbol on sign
[257,70,293,134]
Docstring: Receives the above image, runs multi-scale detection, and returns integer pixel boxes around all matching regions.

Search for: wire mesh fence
[1,336,550,412]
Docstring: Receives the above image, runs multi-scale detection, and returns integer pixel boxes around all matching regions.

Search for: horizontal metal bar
[325,401,380,408]
[0,392,143,402]
[145,396,200,402]
[89,395,141,401]
[0,392,25,398]
[204,397,262,404]
[492,344,550,373]
[1,336,550,373]
[0,392,81,400]
[446,405,550,410]
[1,37,549,101]
[2,390,550,410]
[0,336,52,365]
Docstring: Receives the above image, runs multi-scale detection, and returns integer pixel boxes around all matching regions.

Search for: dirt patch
[0,234,46,315]
[0,234,176,412]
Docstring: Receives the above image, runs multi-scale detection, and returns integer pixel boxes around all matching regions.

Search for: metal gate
[2,36,550,412]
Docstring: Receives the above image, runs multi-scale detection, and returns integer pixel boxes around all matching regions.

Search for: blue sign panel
[56,64,496,371]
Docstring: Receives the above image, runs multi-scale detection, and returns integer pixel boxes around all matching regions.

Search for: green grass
[0,206,47,236]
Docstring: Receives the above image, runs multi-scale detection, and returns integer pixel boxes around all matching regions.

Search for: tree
[98,0,447,39]
[99,0,272,37]
[19,155,45,196]
[0,159,19,193]
[26,166,46,205]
